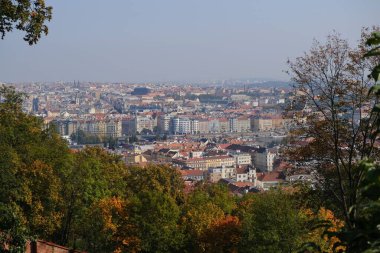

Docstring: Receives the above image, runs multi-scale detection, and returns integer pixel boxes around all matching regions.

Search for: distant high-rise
[131,87,150,96]
[32,97,39,112]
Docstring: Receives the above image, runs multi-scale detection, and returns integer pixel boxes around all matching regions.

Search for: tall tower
[32,97,39,112]
[75,92,80,105]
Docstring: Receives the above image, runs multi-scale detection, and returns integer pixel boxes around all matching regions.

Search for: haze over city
[1,0,379,83]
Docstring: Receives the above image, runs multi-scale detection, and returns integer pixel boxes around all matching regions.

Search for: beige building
[174,155,235,170]
[229,117,250,132]
[251,116,284,131]
[124,153,148,164]
[135,115,156,133]
[198,119,210,134]
[81,119,122,138]
[207,166,236,183]
[236,116,251,132]
[232,152,252,165]
[54,119,122,138]
[219,118,229,133]
[235,166,257,182]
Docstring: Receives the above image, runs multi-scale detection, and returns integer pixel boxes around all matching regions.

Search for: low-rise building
[180,169,205,181]
[230,151,252,165]
[256,171,285,190]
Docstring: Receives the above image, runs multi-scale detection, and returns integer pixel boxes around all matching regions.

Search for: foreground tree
[124,164,185,205]
[181,183,238,252]
[287,28,380,227]
[198,215,241,253]
[55,147,126,248]
[121,191,184,253]
[0,86,68,252]
[84,169,186,253]
[239,190,310,253]
[327,31,380,253]
[0,0,52,44]
[327,161,380,253]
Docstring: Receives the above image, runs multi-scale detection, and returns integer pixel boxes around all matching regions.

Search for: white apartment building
[231,152,252,165]
[171,117,199,134]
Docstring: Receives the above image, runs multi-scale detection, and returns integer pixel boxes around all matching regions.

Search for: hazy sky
[0,0,379,83]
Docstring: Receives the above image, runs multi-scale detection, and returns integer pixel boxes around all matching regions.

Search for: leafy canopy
[0,0,52,45]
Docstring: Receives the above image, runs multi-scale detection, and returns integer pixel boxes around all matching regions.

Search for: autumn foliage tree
[0,86,69,252]
[287,28,380,227]
[198,215,241,253]
[55,147,127,248]
[181,183,239,252]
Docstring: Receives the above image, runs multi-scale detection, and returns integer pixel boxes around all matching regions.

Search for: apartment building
[253,148,276,172]
[251,116,284,131]
[54,118,122,138]
[157,114,171,134]
[174,155,235,170]
[207,166,236,183]
[230,151,252,165]
[229,116,250,132]
[198,119,209,134]
[171,117,199,134]
[219,118,229,133]
[135,115,156,133]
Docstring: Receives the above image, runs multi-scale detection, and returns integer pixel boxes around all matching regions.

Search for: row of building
[51,113,289,139]
[172,148,275,172]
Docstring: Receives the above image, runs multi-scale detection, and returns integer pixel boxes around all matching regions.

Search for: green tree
[70,130,101,144]
[0,0,52,45]
[124,164,185,205]
[124,191,184,253]
[55,147,126,249]
[129,134,138,143]
[328,31,380,253]
[364,30,380,139]
[0,86,69,252]
[239,190,310,253]
[82,165,187,253]
[103,135,118,149]
[334,161,380,252]
[140,128,153,135]
[185,182,237,215]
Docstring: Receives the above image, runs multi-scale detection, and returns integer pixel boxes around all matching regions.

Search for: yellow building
[174,155,235,170]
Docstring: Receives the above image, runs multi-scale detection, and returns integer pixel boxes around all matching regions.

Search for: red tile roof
[232,181,255,187]
[257,171,284,182]
[180,169,204,177]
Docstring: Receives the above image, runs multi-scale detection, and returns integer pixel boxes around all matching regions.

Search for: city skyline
[0,0,379,83]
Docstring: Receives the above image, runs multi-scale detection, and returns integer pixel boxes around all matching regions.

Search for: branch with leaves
[0,0,52,45]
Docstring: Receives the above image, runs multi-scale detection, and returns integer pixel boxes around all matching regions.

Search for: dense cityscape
[8,80,298,193]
